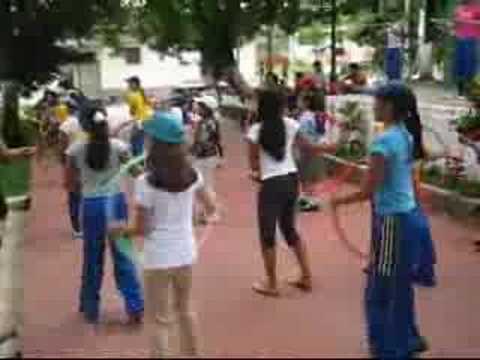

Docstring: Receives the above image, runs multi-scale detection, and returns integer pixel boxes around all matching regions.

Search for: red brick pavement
[23,120,480,358]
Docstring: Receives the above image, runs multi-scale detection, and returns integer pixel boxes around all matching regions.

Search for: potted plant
[0,84,38,199]
[455,76,480,141]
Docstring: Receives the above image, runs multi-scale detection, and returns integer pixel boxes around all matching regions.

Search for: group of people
[1,69,444,358]
[246,82,437,359]
[49,76,224,357]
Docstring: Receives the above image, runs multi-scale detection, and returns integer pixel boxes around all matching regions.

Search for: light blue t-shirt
[299,111,323,144]
[369,124,416,215]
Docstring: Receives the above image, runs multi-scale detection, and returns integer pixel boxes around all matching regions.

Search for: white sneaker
[73,231,83,240]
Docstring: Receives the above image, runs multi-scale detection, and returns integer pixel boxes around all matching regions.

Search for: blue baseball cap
[143,111,185,144]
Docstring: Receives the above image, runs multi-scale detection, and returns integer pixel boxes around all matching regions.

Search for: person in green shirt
[0,140,35,247]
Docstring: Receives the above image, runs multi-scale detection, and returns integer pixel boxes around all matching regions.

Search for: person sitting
[339,63,368,94]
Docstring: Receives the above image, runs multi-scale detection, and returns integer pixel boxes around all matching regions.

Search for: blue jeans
[130,126,145,157]
[80,193,143,322]
[68,191,82,233]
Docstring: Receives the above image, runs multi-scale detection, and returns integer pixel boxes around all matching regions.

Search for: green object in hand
[115,233,136,259]
[0,158,31,197]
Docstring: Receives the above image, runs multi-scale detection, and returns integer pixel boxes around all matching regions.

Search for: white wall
[238,41,260,87]
[98,47,203,91]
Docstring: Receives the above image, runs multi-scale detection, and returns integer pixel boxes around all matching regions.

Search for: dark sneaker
[409,336,429,356]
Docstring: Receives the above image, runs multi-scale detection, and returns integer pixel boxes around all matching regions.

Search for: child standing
[246,90,336,297]
[59,99,88,240]
[191,96,223,223]
[117,112,218,358]
[331,83,435,358]
[297,92,332,212]
[65,105,143,324]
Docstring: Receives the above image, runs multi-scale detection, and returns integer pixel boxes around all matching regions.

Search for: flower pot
[0,158,32,198]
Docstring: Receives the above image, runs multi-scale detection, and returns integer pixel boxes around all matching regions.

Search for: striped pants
[366,208,435,358]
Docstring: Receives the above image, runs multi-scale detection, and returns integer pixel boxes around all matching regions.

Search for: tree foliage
[123,0,323,79]
[0,0,123,86]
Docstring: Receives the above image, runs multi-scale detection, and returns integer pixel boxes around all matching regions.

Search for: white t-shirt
[134,172,204,270]
[246,117,300,181]
[387,23,403,49]
[59,115,86,144]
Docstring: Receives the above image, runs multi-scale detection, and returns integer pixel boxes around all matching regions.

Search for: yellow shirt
[125,90,153,124]
[55,104,70,124]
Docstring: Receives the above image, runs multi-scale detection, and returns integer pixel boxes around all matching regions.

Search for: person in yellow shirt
[124,76,153,156]
[55,102,70,124]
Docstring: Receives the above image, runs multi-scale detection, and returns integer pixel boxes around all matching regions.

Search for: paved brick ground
[23,119,480,358]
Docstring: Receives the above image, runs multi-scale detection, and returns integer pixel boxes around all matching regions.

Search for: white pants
[0,210,26,357]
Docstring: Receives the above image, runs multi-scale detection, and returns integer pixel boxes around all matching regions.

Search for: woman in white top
[116,111,217,358]
[246,89,336,297]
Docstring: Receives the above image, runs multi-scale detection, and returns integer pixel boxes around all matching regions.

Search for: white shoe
[73,231,83,240]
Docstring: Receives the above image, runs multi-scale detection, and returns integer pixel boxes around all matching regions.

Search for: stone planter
[420,183,480,218]
[322,154,480,219]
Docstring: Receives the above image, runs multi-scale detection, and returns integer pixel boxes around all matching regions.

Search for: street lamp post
[330,0,337,83]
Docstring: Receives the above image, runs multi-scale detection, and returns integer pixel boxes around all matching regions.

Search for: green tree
[0,0,123,147]
[122,0,321,90]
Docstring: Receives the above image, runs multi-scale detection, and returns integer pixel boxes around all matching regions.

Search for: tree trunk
[2,83,22,149]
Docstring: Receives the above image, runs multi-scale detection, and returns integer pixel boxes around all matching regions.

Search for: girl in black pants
[246,90,336,297]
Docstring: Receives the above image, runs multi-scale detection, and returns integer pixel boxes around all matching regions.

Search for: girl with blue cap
[331,82,436,358]
[114,111,218,357]
[64,104,144,324]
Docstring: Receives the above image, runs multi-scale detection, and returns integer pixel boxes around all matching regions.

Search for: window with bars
[123,47,141,65]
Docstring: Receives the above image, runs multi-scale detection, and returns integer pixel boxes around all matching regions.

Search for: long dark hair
[258,90,286,161]
[85,108,111,171]
[404,91,426,160]
[146,139,196,192]
[376,84,425,161]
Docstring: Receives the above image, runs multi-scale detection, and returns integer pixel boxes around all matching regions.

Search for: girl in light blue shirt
[331,83,435,359]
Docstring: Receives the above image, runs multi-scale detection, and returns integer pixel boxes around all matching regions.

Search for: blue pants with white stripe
[366,207,435,358]
[80,193,143,322]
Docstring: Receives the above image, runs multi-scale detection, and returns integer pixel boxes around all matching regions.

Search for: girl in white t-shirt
[115,111,217,358]
[246,90,336,297]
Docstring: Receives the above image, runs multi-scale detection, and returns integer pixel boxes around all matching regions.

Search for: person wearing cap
[190,96,223,224]
[331,83,435,358]
[124,76,153,156]
[64,105,144,325]
[113,111,218,357]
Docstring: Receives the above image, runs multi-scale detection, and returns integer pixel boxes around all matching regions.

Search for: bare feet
[252,281,280,298]
[288,277,313,293]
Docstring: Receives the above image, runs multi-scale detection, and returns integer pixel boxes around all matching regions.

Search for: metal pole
[330,0,337,82]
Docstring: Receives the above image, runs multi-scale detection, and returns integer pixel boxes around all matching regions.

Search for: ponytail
[404,93,426,160]
[258,90,286,162]
[85,109,111,171]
